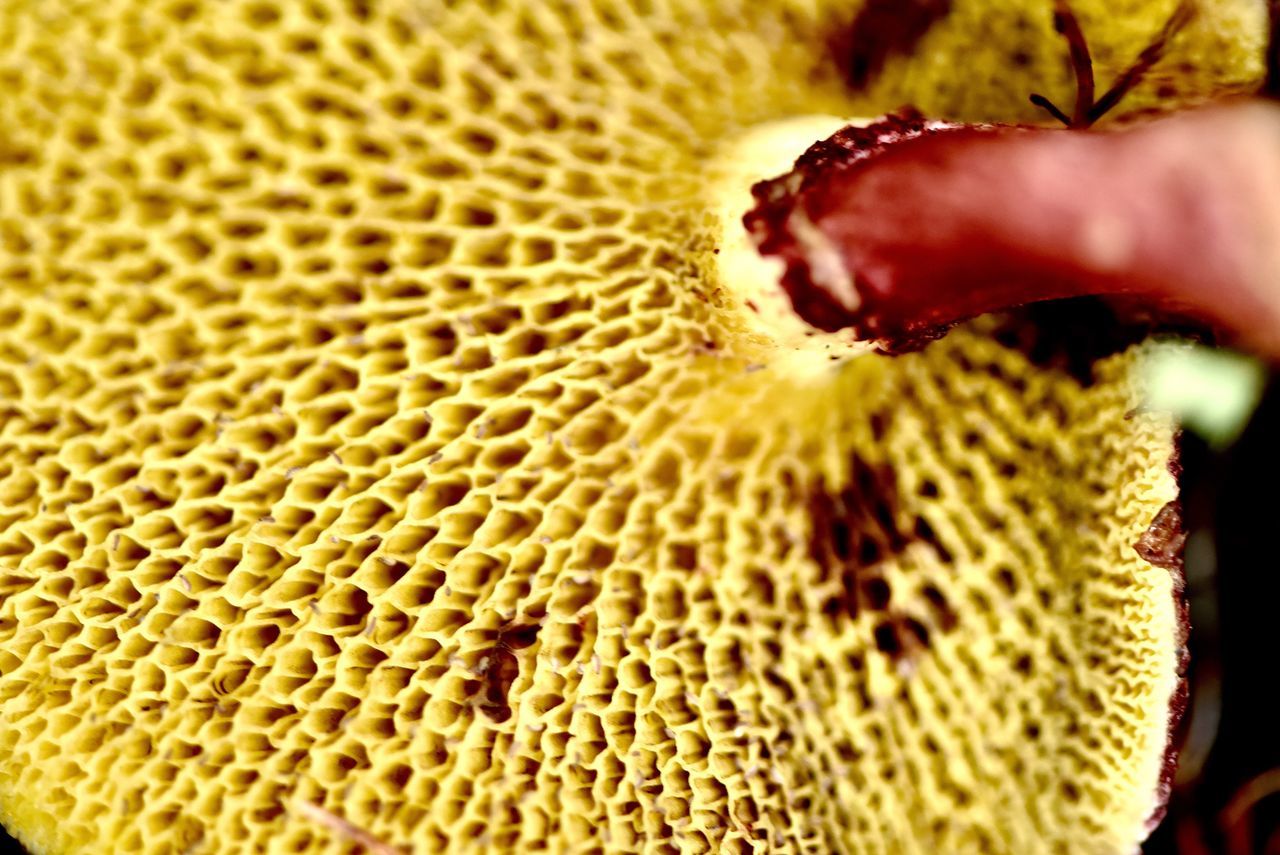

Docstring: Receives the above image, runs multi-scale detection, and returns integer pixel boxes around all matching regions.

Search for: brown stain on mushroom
[807,449,957,664]
[808,452,909,620]
[830,0,955,91]
[478,622,541,723]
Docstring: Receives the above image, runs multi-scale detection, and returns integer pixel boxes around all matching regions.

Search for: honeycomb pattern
[0,0,1255,853]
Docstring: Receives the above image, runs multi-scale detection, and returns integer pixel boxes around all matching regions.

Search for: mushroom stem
[746,101,1280,358]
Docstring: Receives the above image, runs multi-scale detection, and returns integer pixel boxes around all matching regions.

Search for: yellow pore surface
[0,1,1262,853]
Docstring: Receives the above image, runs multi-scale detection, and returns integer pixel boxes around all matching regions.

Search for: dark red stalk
[746,102,1280,356]
[746,0,1280,360]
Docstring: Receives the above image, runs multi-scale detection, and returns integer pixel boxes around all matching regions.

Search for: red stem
[746,103,1280,358]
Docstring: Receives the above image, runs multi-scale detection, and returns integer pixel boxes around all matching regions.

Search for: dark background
[1149,5,1280,850]
[1144,381,1280,855]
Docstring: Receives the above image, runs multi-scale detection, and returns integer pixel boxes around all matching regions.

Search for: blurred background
[1143,379,1280,855]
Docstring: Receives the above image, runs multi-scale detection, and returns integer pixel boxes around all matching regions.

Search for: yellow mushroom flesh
[0,0,1256,852]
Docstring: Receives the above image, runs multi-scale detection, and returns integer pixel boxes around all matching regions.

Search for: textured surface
[0,0,1257,853]
[850,0,1267,121]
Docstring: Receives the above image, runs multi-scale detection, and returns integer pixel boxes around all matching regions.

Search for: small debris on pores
[293,800,404,855]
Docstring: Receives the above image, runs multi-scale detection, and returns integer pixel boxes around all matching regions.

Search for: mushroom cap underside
[0,0,1256,853]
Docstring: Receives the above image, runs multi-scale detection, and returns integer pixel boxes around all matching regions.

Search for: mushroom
[747,3,1280,357]
[0,1,1259,853]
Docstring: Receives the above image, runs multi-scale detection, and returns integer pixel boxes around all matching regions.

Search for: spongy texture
[0,0,1231,853]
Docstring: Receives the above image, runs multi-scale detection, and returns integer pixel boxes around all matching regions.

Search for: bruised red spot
[830,0,954,91]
